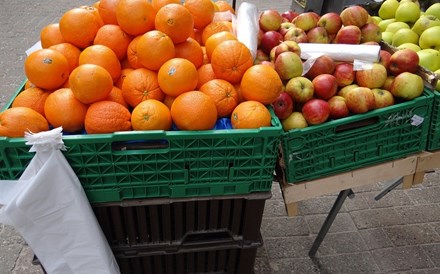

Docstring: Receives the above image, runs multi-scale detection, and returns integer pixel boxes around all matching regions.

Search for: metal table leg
[309,188,354,257]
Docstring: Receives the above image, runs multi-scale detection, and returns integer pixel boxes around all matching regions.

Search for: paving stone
[394,204,440,224]
[350,208,406,229]
[305,213,357,234]
[421,243,440,267]
[359,228,394,250]
[314,231,367,256]
[254,255,272,274]
[12,245,44,274]
[431,222,440,235]
[271,183,284,200]
[383,224,440,247]
[261,216,309,237]
[264,199,288,217]
[371,246,434,272]
[298,196,348,215]
[422,170,440,187]
[363,190,413,208]
[266,258,320,274]
[344,193,370,211]
[311,252,379,274]
[0,244,22,274]
[411,268,440,274]
[264,236,313,259]
[406,186,440,205]
[0,225,25,246]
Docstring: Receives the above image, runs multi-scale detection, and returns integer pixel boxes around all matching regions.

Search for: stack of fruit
[0,0,285,138]
[254,5,427,131]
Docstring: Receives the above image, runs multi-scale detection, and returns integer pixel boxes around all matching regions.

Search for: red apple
[292,12,319,32]
[312,74,338,100]
[285,76,314,103]
[371,88,395,109]
[261,60,275,68]
[382,75,395,91]
[334,25,362,44]
[273,92,294,119]
[274,40,301,60]
[284,27,308,43]
[260,30,284,54]
[378,50,392,71]
[307,26,330,43]
[305,54,335,80]
[340,5,369,28]
[274,51,303,80]
[389,49,420,76]
[253,49,270,65]
[360,23,382,43]
[281,10,299,22]
[301,99,330,125]
[355,63,388,89]
[333,62,355,87]
[328,95,350,119]
[338,84,359,98]
[259,10,283,32]
[278,22,295,36]
[345,87,375,114]
[317,12,342,34]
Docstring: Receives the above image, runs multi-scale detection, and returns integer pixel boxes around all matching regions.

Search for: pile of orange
[0,0,283,138]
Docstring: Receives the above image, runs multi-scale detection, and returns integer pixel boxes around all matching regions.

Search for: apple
[390,72,424,100]
[397,43,421,52]
[273,92,294,119]
[419,26,440,50]
[417,48,440,72]
[378,50,392,71]
[360,23,382,44]
[301,99,330,125]
[259,10,283,32]
[395,2,421,24]
[274,51,303,80]
[411,15,440,36]
[306,26,329,44]
[328,96,350,119]
[260,30,284,54]
[338,84,359,98]
[382,75,395,91]
[278,22,295,36]
[381,32,394,44]
[425,3,440,20]
[253,49,270,65]
[391,29,419,47]
[312,74,338,100]
[389,48,419,75]
[305,54,335,80]
[371,88,395,109]
[385,21,410,33]
[281,10,299,22]
[317,12,342,34]
[378,18,397,32]
[345,87,375,114]
[355,63,388,89]
[334,25,361,44]
[261,60,275,68]
[371,16,383,25]
[281,112,308,131]
[340,5,369,28]
[274,40,301,60]
[284,27,308,43]
[333,62,355,87]
[292,12,319,32]
[378,0,400,19]
[285,76,314,103]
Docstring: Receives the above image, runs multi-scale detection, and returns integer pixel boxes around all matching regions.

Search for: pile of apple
[254,5,426,131]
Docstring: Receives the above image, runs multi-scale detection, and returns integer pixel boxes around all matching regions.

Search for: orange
[210,40,253,84]
[196,63,216,89]
[49,42,81,73]
[151,0,180,12]
[69,64,114,104]
[98,0,120,25]
[137,30,175,71]
[40,23,65,48]
[240,64,283,105]
[116,0,155,36]
[201,21,233,45]
[94,24,133,61]
[122,68,165,107]
[204,31,237,60]
[215,1,235,14]
[184,0,215,29]
[24,80,36,90]
[199,79,238,117]
[44,88,89,133]
[85,101,132,134]
[115,67,134,89]
[105,86,129,109]
[11,87,50,117]
[24,48,70,90]
[163,95,176,109]
[231,101,271,129]
[171,91,217,130]
[79,44,122,83]
[174,37,204,68]
[157,58,198,97]
[0,107,49,137]
[59,6,104,49]
[126,35,144,69]
[154,3,194,44]
[131,99,172,130]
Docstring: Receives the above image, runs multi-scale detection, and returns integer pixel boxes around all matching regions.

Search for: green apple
[378,18,397,32]
[385,21,410,33]
[417,48,440,71]
[381,31,394,44]
[425,3,440,20]
[391,28,419,47]
[371,16,383,24]
[399,0,420,8]
[434,69,440,91]
[411,15,440,36]
[419,26,440,50]
[378,0,400,19]
[397,43,421,52]
[390,72,424,100]
[395,2,421,24]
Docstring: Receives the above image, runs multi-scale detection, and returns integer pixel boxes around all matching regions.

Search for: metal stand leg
[309,188,354,257]
[374,177,403,201]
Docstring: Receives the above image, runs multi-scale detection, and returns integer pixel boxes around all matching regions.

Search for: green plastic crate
[280,88,434,184]
[0,82,282,203]
[427,90,440,151]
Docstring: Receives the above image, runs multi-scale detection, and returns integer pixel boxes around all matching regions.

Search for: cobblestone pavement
[1,1,440,274]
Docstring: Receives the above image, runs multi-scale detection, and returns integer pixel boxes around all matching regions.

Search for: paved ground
[1,1,440,274]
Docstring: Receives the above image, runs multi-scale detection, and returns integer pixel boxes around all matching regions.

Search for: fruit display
[0,0,283,138]
[255,5,428,132]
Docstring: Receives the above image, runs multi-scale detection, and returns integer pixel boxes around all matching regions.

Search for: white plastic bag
[234,2,259,59]
[0,127,120,274]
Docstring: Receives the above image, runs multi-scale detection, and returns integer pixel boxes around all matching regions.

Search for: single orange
[49,42,81,73]
[154,3,194,44]
[11,87,50,117]
[184,0,215,29]
[85,100,132,134]
[174,37,204,68]
[199,79,238,117]
[79,44,122,83]
[116,0,155,36]
[115,67,134,89]
[196,63,216,89]
[121,68,165,107]
[131,99,172,130]
[137,30,175,71]
[157,58,198,97]
[0,107,49,138]
[105,86,130,109]
[94,24,133,61]
[151,0,180,12]
[231,101,271,129]
[204,31,237,61]
[98,0,120,25]
[40,23,65,48]
[201,21,233,45]
[240,64,283,105]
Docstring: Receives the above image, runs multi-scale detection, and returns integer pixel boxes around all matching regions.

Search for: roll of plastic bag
[0,127,120,274]
[234,2,259,59]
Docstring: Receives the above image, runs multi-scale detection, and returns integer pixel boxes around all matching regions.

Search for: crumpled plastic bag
[0,127,120,274]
